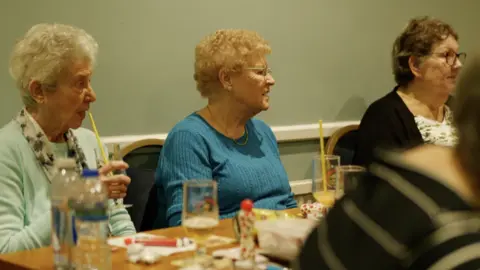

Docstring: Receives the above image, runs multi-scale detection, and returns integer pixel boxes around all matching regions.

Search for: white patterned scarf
[15,108,90,182]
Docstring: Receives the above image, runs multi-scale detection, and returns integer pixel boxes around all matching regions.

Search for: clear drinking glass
[110,144,132,209]
[182,180,219,268]
[335,165,366,199]
[312,154,341,208]
[94,147,132,210]
[94,148,132,238]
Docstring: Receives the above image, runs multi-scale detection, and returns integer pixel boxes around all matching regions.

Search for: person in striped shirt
[293,52,480,269]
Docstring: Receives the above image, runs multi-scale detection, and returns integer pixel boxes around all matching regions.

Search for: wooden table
[0,209,301,269]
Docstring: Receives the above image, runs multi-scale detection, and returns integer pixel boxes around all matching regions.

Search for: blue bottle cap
[81,169,99,178]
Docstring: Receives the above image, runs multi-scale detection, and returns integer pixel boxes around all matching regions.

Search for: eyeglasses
[245,67,272,76]
[431,51,467,66]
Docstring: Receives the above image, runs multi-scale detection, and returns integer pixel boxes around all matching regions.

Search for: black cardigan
[352,87,453,166]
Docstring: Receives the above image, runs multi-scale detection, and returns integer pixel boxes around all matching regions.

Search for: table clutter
[125,236,193,247]
[0,209,304,269]
[299,201,329,220]
[232,207,300,242]
[256,218,317,261]
[126,243,162,264]
[108,232,237,266]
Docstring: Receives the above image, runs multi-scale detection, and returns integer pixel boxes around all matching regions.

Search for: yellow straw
[88,112,125,209]
[88,112,109,164]
[319,120,327,191]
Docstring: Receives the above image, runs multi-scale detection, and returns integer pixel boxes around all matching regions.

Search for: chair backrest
[140,182,160,231]
[122,167,156,231]
[117,139,164,170]
[114,139,163,232]
[325,125,359,165]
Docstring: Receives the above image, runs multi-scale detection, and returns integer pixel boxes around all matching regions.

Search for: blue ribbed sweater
[155,113,297,227]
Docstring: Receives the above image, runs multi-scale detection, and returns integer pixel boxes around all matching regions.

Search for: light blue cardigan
[0,120,135,253]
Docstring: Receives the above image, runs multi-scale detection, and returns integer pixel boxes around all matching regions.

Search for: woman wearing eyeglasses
[353,16,465,167]
[293,53,480,270]
[154,29,297,228]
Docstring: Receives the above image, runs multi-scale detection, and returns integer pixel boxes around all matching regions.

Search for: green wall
[1,0,478,180]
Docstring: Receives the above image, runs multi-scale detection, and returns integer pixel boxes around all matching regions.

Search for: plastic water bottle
[70,169,111,270]
[51,158,80,269]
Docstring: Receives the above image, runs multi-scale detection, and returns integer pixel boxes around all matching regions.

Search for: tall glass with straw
[312,154,340,208]
[312,120,339,210]
[88,112,130,210]
[111,143,127,207]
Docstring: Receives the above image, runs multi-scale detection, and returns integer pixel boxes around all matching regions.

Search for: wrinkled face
[43,61,96,129]
[229,57,275,113]
[416,35,464,95]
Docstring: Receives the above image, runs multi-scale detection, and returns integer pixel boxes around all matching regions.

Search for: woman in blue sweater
[155,29,297,227]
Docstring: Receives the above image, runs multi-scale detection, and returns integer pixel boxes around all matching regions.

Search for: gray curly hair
[9,23,99,107]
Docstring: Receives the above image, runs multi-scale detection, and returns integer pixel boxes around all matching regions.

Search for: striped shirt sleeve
[292,159,480,270]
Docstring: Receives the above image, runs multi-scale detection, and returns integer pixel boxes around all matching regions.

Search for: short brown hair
[193,29,271,98]
[392,16,458,87]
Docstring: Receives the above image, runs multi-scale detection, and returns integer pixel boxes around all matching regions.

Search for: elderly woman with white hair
[155,29,297,228]
[0,23,135,253]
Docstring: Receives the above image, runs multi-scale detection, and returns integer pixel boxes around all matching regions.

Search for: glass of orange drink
[312,155,340,209]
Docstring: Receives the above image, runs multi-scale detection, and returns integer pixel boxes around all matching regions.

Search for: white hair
[9,23,99,107]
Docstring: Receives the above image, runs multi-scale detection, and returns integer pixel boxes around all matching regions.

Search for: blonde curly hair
[193,29,271,97]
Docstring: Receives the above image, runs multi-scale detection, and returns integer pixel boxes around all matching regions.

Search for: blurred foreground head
[453,52,480,192]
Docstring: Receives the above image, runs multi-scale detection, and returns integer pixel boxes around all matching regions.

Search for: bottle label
[72,202,109,241]
[71,213,77,245]
[76,214,109,221]
[51,206,63,252]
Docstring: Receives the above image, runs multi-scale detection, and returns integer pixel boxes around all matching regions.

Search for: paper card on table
[108,233,196,256]
[212,247,269,263]
[108,233,236,256]
[177,258,234,270]
[204,235,236,247]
